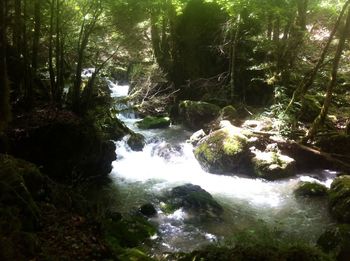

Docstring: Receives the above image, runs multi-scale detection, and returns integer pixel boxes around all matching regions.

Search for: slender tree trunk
[49,0,56,100]
[55,0,62,103]
[151,11,162,66]
[0,0,11,131]
[230,15,241,103]
[304,6,350,142]
[285,0,350,114]
[32,0,41,74]
[23,0,32,106]
[267,14,273,40]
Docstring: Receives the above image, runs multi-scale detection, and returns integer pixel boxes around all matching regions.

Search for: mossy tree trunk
[304,6,350,142]
[0,0,11,131]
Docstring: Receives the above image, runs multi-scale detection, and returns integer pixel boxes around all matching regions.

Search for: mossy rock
[136,116,170,129]
[329,176,350,222]
[127,133,146,151]
[194,125,251,174]
[317,134,350,156]
[118,248,155,261]
[219,105,237,122]
[299,95,321,122]
[179,100,220,130]
[294,182,328,197]
[163,184,223,220]
[103,215,156,248]
[317,224,350,260]
[0,155,43,231]
[251,151,296,180]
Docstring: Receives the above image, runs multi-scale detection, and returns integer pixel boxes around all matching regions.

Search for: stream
[106,80,336,254]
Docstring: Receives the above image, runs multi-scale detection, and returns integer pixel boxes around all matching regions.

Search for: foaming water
[107,79,129,98]
[110,121,336,253]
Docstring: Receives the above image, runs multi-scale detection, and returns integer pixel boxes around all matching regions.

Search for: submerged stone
[136,116,170,129]
[139,203,157,217]
[329,176,350,223]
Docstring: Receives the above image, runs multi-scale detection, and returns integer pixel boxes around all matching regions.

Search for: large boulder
[329,176,350,222]
[179,100,220,130]
[136,116,170,129]
[162,184,223,220]
[194,122,252,174]
[251,150,296,180]
[8,111,116,184]
[294,182,328,197]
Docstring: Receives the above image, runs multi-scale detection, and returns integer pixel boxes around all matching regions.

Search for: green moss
[118,248,155,261]
[136,116,170,129]
[294,182,328,197]
[318,224,350,259]
[219,105,237,122]
[103,215,156,248]
[329,176,350,222]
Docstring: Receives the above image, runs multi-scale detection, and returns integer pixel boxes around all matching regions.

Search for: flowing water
[107,81,336,254]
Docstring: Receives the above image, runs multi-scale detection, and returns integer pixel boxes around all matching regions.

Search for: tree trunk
[230,15,241,103]
[304,6,350,142]
[0,0,11,131]
[285,0,350,114]
[49,0,56,100]
[55,0,62,103]
[32,0,41,74]
[23,0,32,106]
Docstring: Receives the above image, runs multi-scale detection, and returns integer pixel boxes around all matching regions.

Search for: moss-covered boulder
[299,94,321,122]
[162,184,223,220]
[294,182,328,197]
[136,116,170,129]
[179,100,220,130]
[251,150,296,180]
[127,133,146,151]
[103,215,156,248]
[8,113,116,183]
[318,224,350,261]
[194,123,251,174]
[329,176,350,222]
[219,105,237,122]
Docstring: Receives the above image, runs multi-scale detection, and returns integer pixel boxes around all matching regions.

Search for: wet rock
[329,176,350,222]
[251,150,296,180]
[188,129,206,146]
[163,184,223,220]
[127,133,145,151]
[242,118,273,132]
[194,122,252,174]
[152,142,183,160]
[294,182,328,197]
[179,100,220,130]
[139,203,157,217]
[318,224,350,261]
[136,116,170,129]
